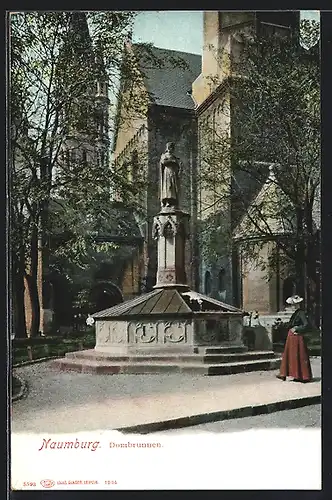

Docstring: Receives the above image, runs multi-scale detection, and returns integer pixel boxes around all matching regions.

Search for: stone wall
[121,249,143,299]
[196,89,234,303]
[241,242,278,314]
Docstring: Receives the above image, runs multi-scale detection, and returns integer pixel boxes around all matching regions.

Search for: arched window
[65,149,70,168]
[205,271,212,295]
[131,149,138,179]
[218,268,225,292]
[82,150,87,166]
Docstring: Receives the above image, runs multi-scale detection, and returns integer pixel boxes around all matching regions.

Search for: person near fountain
[160,142,181,208]
[276,295,312,383]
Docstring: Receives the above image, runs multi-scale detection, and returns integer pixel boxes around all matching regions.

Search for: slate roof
[135,45,201,110]
[92,287,242,319]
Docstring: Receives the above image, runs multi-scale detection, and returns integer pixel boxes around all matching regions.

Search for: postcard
[9,9,321,491]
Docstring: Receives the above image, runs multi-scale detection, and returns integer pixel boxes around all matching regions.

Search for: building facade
[113,45,201,294]
[114,11,320,318]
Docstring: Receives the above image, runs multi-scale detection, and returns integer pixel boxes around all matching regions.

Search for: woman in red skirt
[276,295,313,383]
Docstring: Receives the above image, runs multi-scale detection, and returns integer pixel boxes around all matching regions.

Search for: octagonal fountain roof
[92,287,243,320]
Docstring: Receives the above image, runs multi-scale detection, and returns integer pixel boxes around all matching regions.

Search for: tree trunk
[12,252,27,338]
[27,222,41,337]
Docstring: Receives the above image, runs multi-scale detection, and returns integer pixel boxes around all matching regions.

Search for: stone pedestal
[152,208,190,288]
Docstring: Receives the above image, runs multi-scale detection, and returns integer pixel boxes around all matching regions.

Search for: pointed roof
[65,12,94,65]
[234,166,295,239]
[68,12,91,44]
[112,44,201,151]
[134,45,201,110]
[92,287,242,319]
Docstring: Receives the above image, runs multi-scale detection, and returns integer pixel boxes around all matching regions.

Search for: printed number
[23,482,36,487]
[105,480,117,485]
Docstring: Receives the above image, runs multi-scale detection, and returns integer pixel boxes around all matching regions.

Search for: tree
[9,11,152,337]
[198,19,320,319]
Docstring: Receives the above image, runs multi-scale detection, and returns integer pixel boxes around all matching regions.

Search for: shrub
[243,327,256,350]
[272,322,289,343]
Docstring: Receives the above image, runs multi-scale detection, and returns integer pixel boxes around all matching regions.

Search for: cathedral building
[192,11,301,312]
[114,11,319,318]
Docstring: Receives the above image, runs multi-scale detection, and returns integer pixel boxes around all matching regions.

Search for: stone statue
[160,142,181,208]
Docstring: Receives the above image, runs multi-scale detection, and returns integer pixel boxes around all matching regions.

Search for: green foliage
[12,329,96,364]
[198,20,320,304]
[10,11,155,334]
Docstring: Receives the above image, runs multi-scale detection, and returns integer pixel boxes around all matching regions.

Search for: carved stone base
[95,313,245,353]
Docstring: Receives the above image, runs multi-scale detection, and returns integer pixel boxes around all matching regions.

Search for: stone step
[202,346,248,354]
[102,345,249,356]
[65,350,275,364]
[51,356,281,376]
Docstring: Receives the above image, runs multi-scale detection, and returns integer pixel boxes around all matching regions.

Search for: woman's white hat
[286,295,304,305]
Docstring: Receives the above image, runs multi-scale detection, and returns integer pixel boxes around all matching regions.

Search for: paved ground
[162,404,321,434]
[11,357,321,434]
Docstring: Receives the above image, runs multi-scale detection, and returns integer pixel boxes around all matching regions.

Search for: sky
[133,10,320,55]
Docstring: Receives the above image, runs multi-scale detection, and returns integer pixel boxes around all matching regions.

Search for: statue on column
[160,142,181,209]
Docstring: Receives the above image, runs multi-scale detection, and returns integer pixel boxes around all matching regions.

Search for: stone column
[152,209,190,288]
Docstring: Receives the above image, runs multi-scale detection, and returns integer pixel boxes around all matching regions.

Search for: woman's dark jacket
[288,309,309,334]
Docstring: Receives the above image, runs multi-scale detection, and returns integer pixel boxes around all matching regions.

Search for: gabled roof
[112,44,201,152]
[134,45,201,110]
[234,167,295,239]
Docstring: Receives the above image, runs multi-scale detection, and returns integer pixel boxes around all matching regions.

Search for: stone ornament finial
[160,142,181,209]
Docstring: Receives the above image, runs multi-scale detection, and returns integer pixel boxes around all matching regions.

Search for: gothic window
[70,150,77,166]
[80,108,88,129]
[218,268,226,292]
[205,270,212,295]
[97,81,108,97]
[163,222,173,239]
[99,150,105,167]
[82,149,87,166]
[65,150,70,168]
[131,149,138,180]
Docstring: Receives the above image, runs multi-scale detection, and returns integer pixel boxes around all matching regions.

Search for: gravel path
[11,357,321,434]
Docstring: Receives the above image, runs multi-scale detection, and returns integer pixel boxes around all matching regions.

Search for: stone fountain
[54,142,281,375]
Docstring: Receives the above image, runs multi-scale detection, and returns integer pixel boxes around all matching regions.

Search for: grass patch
[12,335,95,364]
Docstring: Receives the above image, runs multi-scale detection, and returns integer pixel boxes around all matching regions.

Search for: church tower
[56,12,110,185]
[192,11,300,308]
[193,11,299,107]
